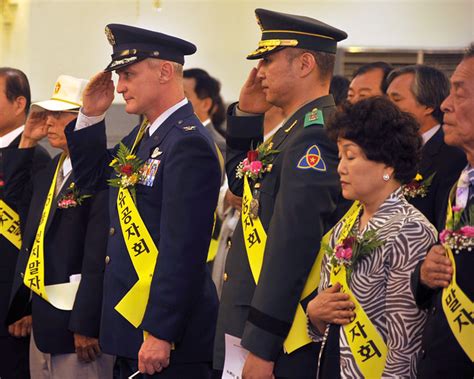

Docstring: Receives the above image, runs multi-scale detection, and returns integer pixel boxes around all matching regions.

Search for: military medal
[250,186,260,219]
[250,198,259,219]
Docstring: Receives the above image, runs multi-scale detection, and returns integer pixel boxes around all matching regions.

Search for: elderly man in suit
[0,67,50,379]
[387,64,466,231]
[4,75,113,378]
[411,44,474,378]
[65,24,221,378]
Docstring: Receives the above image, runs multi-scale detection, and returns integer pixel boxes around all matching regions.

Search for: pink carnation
[335,246,353,260]
[460,225,474,237]
[452,205,463,212]
[439,229,452,244]
[250,160,263,175]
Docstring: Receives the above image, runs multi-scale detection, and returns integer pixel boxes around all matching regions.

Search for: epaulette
[303,108,325,128]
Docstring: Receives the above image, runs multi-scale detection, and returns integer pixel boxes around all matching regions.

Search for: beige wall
[2,0,473,104]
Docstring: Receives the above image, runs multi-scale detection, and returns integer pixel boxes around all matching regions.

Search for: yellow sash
[242,175,360,353]
[328,202,388,378]
[114,186,159,327]
[441,196,474,361]
[113,121,160,328]
[0,200,22,249]
[23,153,80,310]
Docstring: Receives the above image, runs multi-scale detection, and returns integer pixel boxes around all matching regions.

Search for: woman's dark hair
[327,96,422,184]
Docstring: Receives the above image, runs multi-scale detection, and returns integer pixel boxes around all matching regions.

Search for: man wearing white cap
[3,75,113,378]
[0,67,50,379]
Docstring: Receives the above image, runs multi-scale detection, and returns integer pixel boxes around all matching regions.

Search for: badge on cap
[105,26,116,46]
[297,145,326,172]
[151,147,163,159]
[183,126,196,131]
[54,82,61,95]
[303,108,324,128]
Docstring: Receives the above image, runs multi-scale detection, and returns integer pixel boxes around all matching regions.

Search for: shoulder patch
[297,145,326,172]
[303,108,324,128]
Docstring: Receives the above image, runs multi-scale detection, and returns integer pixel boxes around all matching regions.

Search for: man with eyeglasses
[3,75,114,377]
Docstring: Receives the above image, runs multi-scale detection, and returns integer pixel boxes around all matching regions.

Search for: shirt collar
[422,124,441,145]
[148,98,189,136]
[0,125,24,148]
[202,118,211,127]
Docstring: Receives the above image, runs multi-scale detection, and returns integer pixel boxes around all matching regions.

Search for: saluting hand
[238,66,272,114]
[307,283,355,334]
[82,71,115,117]
[74,333,101,362]
[138,333,171,375]
[420,244,453,289]
[8,315,32,337]
[19,111,48,148]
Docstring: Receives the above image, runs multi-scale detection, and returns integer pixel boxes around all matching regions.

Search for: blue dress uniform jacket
[4,149,109,354]
[411,197,474,378]
[214,96,350,377]
[409,127,466,231]
[65,102,221,363]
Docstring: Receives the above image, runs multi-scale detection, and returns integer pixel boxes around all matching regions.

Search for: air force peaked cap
[247,9,347,59]
[104,24,197,71]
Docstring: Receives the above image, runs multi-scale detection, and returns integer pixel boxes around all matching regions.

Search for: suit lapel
[136,103,195,161]
[44,155,68,235]
[420,127,443,173]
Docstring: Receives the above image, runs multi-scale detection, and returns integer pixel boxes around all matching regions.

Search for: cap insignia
[54,82,61,95]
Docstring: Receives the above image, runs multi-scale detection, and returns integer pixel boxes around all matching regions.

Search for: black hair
[327,96,422,184]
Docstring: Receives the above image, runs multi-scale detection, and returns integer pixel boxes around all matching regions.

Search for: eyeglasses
[46,110,79,119]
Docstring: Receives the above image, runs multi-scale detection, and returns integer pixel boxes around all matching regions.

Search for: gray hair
[387,65,449,124]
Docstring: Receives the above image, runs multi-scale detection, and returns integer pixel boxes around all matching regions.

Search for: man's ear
[299,51,317,78]
[14,96,27,117]
[159,61,174,83]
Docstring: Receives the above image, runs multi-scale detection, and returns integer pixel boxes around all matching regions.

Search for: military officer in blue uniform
[65,24,221,378]
[213,9,349,379]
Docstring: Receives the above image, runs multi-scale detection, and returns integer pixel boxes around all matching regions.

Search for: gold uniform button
[109,227,115,236]
[223,273,228,282]
[227,239,232,248]
[105,256,111,264]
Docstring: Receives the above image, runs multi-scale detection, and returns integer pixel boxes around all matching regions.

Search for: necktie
[55,166,65,196]
[456,167,474,209]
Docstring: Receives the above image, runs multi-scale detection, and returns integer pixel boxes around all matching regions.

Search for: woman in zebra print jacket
[307,97,437,378]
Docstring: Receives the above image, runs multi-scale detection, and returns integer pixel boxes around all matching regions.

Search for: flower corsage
[324,229,384,283]
[108,142,144,202]
[403,172,436,199]
[58,183,91,209]
[440,204,474,253]
[236,142,279,181]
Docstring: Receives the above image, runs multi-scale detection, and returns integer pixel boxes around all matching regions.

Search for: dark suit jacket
[214,97,351,377]
[411,192,474,378]
[205,120,226,160]
[65,102,221,363]
[4,150,109,354]
[0,135,50,337]
[409,127,466,231]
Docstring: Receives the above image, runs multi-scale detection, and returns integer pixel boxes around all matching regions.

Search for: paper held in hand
[222,334,250,379]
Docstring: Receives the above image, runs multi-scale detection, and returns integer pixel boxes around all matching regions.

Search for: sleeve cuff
[75,109,106,131]
[241,321,284,362]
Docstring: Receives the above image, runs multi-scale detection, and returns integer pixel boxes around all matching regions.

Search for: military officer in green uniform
[214,8,349,379]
